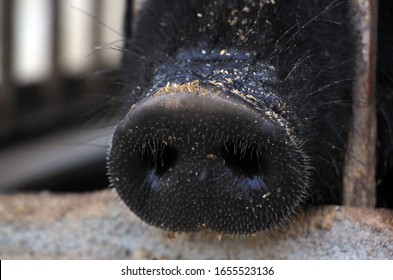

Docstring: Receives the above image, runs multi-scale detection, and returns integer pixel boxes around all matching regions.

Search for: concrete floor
[0,190,392,259]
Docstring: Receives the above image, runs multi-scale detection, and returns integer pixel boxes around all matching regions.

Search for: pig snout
[108,82,310,234]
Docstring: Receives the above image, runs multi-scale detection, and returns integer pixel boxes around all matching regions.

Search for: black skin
[108,0,393,234]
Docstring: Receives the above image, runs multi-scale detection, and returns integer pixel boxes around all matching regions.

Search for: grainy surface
[343,0,377,207]
[0,190,392,259]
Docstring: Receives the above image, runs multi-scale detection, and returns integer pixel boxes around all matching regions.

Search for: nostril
[139,140,178,176]
[220,141,267,178]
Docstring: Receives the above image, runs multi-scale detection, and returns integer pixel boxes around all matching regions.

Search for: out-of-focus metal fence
[0,0,125,142]
[0,0,126,192]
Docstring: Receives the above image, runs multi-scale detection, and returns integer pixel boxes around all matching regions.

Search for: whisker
[70,5,124,38]
[285,0,345,44]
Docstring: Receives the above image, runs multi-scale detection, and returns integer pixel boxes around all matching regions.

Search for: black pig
[108,0,393,234]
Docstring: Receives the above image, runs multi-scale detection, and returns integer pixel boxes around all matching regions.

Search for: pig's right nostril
[139,141,178,176]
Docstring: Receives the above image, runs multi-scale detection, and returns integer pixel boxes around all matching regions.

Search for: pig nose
[108,83,310,234]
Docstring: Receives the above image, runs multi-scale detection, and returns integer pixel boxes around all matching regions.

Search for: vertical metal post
[343,0,378,207]
[0,0,16,136]
[92,0,103,69]
[46,0,62,112]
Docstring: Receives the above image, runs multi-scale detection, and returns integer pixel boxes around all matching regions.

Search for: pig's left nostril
[220,141,266,178]
[139,141,178,176]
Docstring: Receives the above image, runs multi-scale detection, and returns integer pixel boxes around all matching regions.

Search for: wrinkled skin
[108,0,393,234]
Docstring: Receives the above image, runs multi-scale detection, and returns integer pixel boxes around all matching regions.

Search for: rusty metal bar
[343,0,378,207]
[0,0,16,136]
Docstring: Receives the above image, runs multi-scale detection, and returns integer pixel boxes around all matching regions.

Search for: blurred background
[0,0,129,193]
